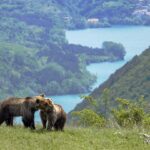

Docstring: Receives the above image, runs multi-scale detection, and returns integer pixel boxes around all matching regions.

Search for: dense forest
[68,48,150,121]
[57,0,150,29]
[1,0,148,98]
[0,0,126,99]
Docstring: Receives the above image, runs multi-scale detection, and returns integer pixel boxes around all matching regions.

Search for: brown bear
[40,98,66,131]
[0,94,48,129]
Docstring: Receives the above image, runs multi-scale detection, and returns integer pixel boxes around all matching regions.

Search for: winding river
[17,26,150,123]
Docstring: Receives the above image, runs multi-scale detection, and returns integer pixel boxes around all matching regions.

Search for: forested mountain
[68,48,150,117]
[0,0,66,45]
[0,0,125,99]
[60,0,150,29]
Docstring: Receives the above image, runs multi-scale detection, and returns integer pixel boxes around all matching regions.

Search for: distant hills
[68,48,150,116]
[2,0,149,30]
[1,0,149,99]
[0,0,125,99]
[57,0,150,29]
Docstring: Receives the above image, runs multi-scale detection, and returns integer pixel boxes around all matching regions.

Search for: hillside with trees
[0,0,125,99]
[60,0,150,29]
[68,48,150,120]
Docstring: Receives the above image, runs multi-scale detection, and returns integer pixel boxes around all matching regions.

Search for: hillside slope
[0,1,125,98]
[69,48,150,115]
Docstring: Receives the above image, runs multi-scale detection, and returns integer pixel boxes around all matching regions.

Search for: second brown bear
[40,98,66,131]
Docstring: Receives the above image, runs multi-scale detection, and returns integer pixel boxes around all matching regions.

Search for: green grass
[0,126,149,150]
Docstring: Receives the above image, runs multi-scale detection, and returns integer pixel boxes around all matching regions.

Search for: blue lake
[15,26,150,124]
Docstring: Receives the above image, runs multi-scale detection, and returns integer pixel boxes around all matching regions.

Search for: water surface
[16,26,150,124]
[66,26,150,60]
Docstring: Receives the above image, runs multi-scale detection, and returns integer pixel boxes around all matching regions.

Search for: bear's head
[31,94,49,110]
[42,98,54,112]
[25,94,54,111]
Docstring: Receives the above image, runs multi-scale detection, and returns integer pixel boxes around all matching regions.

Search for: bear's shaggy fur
[40,98,66,131]
[0,94,47,129]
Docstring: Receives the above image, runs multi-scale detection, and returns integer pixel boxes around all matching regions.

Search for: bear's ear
[47,98,54,105]
[25,97,32,100]
[40,94,45,97]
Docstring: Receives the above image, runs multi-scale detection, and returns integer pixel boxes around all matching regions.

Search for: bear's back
[3,97,25,104]
[54,104,66,118]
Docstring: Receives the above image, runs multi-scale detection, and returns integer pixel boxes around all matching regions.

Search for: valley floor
[0,126,149,150]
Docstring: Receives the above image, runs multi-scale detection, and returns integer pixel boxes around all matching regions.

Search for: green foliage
[71,95,106,128]
[0,42,97,97]
[63,0,150,28]
[102,41,126,59]
[70,49,150,117]
[112,98,146,127]
[69,88,150,129]
[143,115,150,129]
[72,109,106,128]
[80,95,98,107]
[101,88,112,117]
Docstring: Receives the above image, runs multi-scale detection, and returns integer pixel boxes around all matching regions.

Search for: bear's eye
[36,99,40,103]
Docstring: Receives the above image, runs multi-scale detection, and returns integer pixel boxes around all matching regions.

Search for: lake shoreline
[51,25,150,111]
[16,25,150,123]
[66,25,150,32]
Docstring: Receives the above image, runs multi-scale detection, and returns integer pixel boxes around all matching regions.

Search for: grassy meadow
[0,125,149,150]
